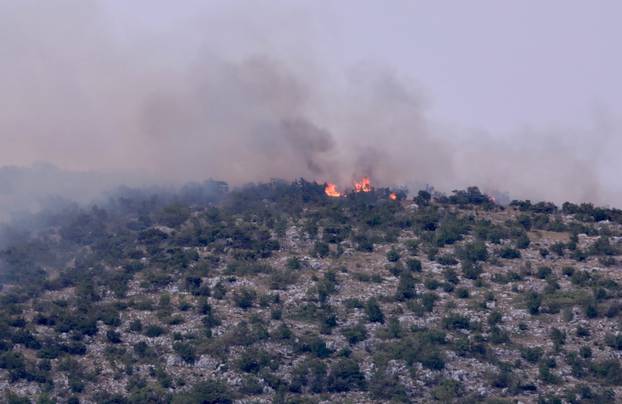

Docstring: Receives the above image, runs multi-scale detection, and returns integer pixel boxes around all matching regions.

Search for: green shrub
[290,359,327,394]
[295,334,331,358]
[240,376,264,396]
[550,328,566,349]
[435,217,470,246]
[537,266,552,279]
[106,330,122,344]
[487,311,503,326]
[539,363,560,384]
[225,261,273,276]
[462,261,483,280]
[386,249,401,262]
[515,232,531,249]
[233,287,257,310]
[144,324,166,338]
[286,257,301,270]
[489,326,510,344]
[172,379,234,404]
[521,347,543,363]
[406,258,422,272]
[173,342,196,364]
[442,313,471,330]
[269,270,298,290]
[526,292,542,315]
[579,346,592,359]
[571,270,591,286]
[456,288,469,299]
[313,241,330,258]
[404,239,419,255]
[604,333,622,350]
[459,241,489,262]
[499,247,521,259]
[437,254,458,266]
[562,266,575,277]
[236,348,276,374]
[424,278,440,290]
[327,358,366,392]
[589,236,618,256]
[369,368,408,402]
[421,293,439,312]
[342,322,368,345]
[590,359,622,384]
[432,379,464,402]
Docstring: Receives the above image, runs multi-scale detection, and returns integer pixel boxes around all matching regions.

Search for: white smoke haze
[1,0,621,217]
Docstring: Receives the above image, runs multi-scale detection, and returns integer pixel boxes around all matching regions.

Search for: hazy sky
[1,0,621,204]
[98,0,622,132]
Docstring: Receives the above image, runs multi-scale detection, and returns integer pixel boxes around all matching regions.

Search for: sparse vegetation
[0,180,621,402]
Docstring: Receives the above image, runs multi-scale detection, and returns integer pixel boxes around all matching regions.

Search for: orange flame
[389,192,397,200]
[353,177,372,192]
[325,183,341,197]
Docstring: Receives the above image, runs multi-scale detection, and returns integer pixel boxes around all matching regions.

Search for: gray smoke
[0,163,153,222]
[1,0,621,216]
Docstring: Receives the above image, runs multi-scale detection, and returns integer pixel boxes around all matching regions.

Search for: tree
[396,271,416,300]
[415,190,432,206]
[365,298,385,323]
[526,292,542,315]
[550,328,566,351]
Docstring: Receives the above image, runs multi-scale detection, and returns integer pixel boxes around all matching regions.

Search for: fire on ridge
[324,176,397,200]
[324,182,341,197]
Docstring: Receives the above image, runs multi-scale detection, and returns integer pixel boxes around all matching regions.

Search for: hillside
[1,180,621,403]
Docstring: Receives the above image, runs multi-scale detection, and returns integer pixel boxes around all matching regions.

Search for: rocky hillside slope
[0,180,621,403]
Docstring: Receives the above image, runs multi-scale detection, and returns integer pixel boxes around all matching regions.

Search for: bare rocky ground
[0,183,621,403]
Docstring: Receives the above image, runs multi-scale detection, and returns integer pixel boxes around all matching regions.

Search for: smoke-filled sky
[2,0,622,208]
